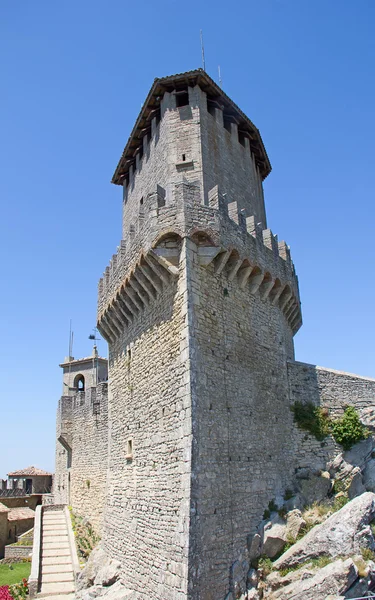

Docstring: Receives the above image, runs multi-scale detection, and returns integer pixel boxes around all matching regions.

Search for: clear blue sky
[1,1,374,479]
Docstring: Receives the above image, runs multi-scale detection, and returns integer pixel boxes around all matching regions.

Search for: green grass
[0,562,31,586]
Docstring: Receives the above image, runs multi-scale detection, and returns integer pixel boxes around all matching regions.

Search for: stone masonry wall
[186,239,296,600]
[54,384,108,535]
[288,360,375,471]
[102,242,192,600]
[70,383,108,534]
[54,396,73,506]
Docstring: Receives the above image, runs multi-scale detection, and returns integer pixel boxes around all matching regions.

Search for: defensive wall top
[111,69,271,186]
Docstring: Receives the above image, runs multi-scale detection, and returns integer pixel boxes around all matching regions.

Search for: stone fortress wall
[55,70,375,600]
[54,357,108,534]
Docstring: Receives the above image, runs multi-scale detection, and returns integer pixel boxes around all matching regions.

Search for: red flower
[0,586,13,600]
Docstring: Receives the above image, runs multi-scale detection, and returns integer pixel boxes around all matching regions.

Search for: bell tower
[97,69,301,600]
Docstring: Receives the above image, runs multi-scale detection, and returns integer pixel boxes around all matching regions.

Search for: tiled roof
[7,466,52,477]
[7,507,35,521]
[59,356,107,368]
[112,68,271,185]
[0,502,9,513]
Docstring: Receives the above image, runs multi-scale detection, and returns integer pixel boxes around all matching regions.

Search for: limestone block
[285,509,306,540]
[347,468,366,499]
[299,473,332,505]
[344,437,374,469]
[270,558,358,600]
[274,492,375,570]
[262,515,287,559]
[364,459,375,492]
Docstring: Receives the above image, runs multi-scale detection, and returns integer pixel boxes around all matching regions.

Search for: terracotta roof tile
[7,466,52,477]
[7,507,35,521]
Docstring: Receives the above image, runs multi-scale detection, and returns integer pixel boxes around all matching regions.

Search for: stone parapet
[97,182,301,338]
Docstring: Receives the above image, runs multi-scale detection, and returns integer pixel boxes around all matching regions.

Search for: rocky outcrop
[75,544,130,599]
[266,558,358,600]
[274,492,375,569]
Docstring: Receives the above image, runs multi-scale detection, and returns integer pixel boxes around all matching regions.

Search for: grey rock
[246,589,260,600]
[283,494,303,512]
[328,454,354,480]
[230,559,248,597]
[248,533,262,563]
[344,437,374,468]
[266,566,315,591]
[270,558,358,600]
[98,581,136,599]
[344,576,372,599]
[286,509,306,540]
[77,546,108,591]
[76,545,121,591]
[295,467,313,480]
[364,459,375,492]
[246,568,258,589]
[299,473,332,505]
[274,492,375,569]
[262,515,287,558]
[347,468,366,499]
[94,558,121,587]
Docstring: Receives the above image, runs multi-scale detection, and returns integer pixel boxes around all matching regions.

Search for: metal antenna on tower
[218,65,222,86]
[200,30,206,71]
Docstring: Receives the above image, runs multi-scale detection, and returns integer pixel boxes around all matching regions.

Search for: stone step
[43,534,69,542]
[43,518,66,524]
[39,582,75,595]
[42,542,69,552]
[41,572,74,583]
[43,525,66,531]
[42,555,72,566]
[42,548,71,557]
[42,564,73,575]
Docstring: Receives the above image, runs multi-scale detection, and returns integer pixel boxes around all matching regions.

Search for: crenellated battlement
[97,181,301,340]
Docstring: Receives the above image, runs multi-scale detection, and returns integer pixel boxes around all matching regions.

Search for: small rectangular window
[126,439,133,459]
[176,91,189,108]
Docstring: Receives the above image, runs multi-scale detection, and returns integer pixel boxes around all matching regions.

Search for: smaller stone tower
[54,347,108,534]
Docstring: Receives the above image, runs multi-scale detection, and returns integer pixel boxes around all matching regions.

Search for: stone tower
[54,349,108,532]
[97,70,302,600]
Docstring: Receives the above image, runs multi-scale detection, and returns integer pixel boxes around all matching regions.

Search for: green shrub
[257,556,273,576]
[361,547,375,562]
[291,402,330,441]
[330,406,370,451]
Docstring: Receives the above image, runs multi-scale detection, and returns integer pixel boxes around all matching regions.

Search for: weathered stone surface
[230,559,248,597]
[248,533,262,563]
[299,473,332,504]
[269,558,358,600]
[285,509,306,540]
[94,556,121,587]
[76,546,111,591]
[364,459,375,492]
[266,566,315,591]
[274,492,375,569]
[246,568,258,589]
[347,468,366,499]
[246,589,260,600]
[328,454,354,481]
[262,515,287,558]
[283,494,303,512]
[344,437,374,468]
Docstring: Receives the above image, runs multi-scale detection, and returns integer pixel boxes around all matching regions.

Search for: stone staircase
[37,508,75,599]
